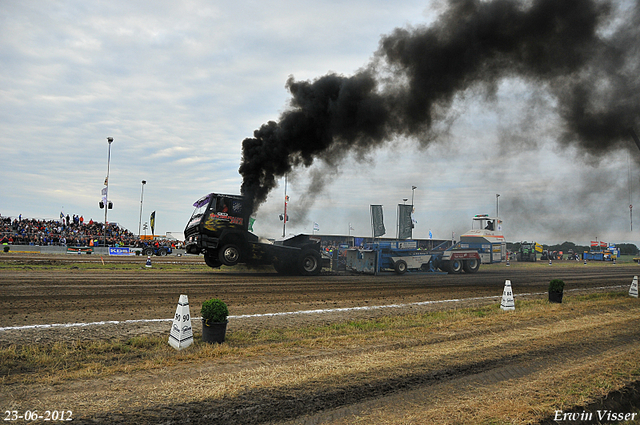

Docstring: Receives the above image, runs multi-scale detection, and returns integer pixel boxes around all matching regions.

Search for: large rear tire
[204,253,222,269]
[297,249,322,276]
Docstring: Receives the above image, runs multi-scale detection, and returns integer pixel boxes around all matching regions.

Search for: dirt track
[1,254,640,424]
[1,253,635,329]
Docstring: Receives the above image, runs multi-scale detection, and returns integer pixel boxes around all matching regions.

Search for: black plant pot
[548,290,563,303]
[202,319,228,344]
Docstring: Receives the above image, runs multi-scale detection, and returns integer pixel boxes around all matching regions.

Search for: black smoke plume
[240,0,640,216]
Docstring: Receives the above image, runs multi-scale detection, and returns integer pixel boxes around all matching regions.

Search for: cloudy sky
[2,0,639,247]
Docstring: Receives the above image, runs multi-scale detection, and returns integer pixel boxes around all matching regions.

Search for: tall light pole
[138,180,146,237]
[104,137,113,246]
[496,194,500,218]
[411,186,417,239]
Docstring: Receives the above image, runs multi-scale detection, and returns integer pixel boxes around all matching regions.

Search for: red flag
[600,241,607,248]
[591,241,598,247]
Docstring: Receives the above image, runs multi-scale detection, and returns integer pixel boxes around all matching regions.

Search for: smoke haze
[240,0,640,220]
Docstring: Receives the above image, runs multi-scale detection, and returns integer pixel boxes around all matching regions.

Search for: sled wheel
[463,258,480,273]
[395,260,408,275]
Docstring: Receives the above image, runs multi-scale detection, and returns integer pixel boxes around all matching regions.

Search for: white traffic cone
[169,294,194,350]
[145,256,152,268]
[630,276,638,298]
[500,280,515,311]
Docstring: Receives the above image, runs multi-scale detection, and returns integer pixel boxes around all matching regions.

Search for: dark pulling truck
[184,193,323,275]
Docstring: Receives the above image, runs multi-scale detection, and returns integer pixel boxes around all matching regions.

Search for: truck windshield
[191,194,214,218]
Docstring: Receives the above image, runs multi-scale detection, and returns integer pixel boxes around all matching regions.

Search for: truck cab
[184,193,257,268]
[184,192,324,275]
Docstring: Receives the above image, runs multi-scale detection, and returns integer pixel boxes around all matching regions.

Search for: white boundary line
[0,284,629,332]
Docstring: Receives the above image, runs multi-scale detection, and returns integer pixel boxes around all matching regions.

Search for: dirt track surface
[2,254,640,424]
[1,254,635,333]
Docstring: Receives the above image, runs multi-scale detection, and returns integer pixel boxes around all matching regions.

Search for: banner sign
[66,246,94,254]
[397,204,413,239]
[109,247,135,256]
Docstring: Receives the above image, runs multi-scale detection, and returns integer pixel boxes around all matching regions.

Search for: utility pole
[282,175,288,238]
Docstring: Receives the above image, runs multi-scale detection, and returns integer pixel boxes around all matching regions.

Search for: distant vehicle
[516,241,542,262]
[142,244,172,256]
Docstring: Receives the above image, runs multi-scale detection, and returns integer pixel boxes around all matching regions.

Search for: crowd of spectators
[1,214,153,247]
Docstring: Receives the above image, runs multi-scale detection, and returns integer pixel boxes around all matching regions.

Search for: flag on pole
[370,205,386,237]
[398,204,413,239]
[248,217,255,232]
[313,222,320,232]
[150,211,156,235]
[429,230,433,239]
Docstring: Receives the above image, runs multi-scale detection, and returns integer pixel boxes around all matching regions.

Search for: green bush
[549,279,565,292]
[201,298,229,323]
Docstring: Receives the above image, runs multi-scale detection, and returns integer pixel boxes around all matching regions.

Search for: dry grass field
[1,253,640,424]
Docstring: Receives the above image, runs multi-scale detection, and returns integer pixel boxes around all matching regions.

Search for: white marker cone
[145,256,152,268]
[630,276,639,298]
[500,280,515,311]
[169,294,194,350]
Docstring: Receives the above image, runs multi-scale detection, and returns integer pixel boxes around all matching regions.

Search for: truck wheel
[273,259,295,275]
[449,259,463,274]
[158,248,168,256]
[219,244,241,266]
[143,247,154,256]
[394,260,408,275]
[438,260,450,273]
[463,258,480,273]
[298,249,321,276]
[204,254,222,269]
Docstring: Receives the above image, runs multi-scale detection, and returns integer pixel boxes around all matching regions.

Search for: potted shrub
[201,298,229,344]
[548,279,565,303]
